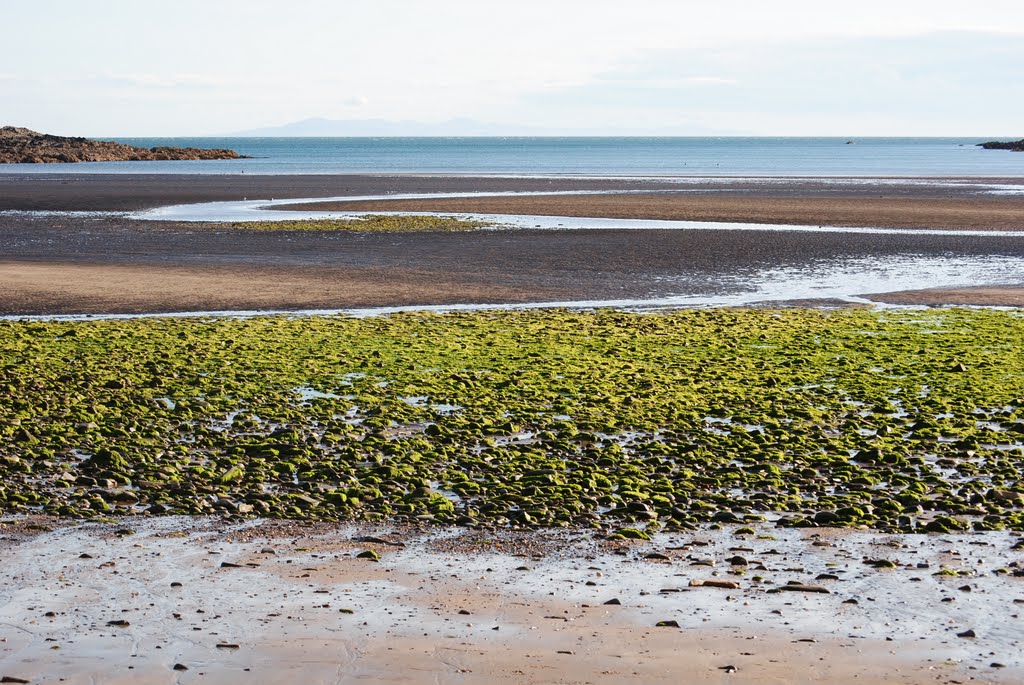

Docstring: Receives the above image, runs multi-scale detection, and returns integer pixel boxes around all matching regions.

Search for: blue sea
[1,137,1022,177]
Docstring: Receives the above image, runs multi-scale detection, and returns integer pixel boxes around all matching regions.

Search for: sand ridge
[289,192,1024,232]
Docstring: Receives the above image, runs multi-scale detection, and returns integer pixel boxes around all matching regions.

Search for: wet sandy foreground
[1,517,1021,684]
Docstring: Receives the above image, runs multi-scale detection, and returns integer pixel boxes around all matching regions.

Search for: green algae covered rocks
[2,308,1024,531]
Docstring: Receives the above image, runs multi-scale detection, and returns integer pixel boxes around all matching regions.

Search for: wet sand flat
[2,173,1024,314]
[2,517,1021,684]
[0,261,562,315]
[865,286,1024,306]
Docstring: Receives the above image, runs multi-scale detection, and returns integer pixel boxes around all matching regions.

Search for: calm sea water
[1,137,1022,177]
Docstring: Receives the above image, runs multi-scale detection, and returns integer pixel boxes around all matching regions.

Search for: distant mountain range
[228,117,731,137]
[231,118,554,137]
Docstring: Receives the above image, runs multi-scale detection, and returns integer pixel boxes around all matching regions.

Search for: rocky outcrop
[977,139,1024,151]
[0,126,247,164]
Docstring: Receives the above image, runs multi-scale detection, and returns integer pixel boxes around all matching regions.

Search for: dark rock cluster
[0,126,246,163]
[977,139,1024,151]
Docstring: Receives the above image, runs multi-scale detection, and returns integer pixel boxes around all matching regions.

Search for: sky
[2,0,1024,136]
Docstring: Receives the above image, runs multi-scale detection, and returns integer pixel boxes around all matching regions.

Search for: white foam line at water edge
[5,253,1023,322]
[128,191,1024,237]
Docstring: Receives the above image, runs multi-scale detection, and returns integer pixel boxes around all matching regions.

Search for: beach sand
[2,517,1020,684]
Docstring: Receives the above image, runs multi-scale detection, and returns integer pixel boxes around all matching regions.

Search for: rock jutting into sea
[0,126,248,164]
[977,139,1024,151]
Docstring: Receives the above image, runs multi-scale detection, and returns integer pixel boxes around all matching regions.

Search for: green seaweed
[224,215,489,232]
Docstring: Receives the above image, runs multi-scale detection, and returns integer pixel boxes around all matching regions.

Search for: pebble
[769,584,830,594]
[689,579,740,590]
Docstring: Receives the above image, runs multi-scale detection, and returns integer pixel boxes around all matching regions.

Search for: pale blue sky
[3,0,1023,136]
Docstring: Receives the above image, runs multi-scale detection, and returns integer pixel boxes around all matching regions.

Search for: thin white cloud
[598,76,741,88]
[84,73,232,89]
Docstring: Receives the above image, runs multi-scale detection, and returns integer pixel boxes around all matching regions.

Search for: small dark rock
[769,584,830,594]
[813,511,839,525]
